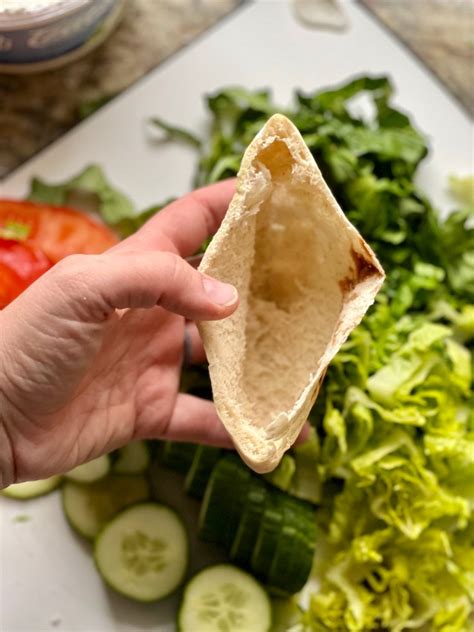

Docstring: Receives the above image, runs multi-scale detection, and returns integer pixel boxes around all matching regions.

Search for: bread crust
[198,114,385,473]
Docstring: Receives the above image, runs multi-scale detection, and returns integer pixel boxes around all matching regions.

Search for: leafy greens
[157,76,473,631]
[26,75,473,631]
[28,164,167,238]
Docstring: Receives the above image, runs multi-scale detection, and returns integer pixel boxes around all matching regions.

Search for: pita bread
[198,114,385,474]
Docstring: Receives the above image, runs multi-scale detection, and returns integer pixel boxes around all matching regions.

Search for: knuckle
[159,251,184,285]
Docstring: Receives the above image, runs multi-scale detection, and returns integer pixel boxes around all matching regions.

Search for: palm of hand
[4,305,184,480]
[0,181,238,486]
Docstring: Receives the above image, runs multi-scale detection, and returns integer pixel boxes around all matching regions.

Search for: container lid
[0,0,92,30]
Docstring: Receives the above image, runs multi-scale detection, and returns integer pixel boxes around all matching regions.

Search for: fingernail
[203,277,238,306]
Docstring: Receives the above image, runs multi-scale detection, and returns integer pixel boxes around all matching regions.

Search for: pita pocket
[198,114,384,474]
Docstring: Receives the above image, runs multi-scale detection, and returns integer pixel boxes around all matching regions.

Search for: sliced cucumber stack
[178,564,271,632]
[265,495,316,595]
[251,494,284,579]
[65,454,111,484]
[113,441,150,475]
[62,475,150,539]
[230,479,267,566]
[184,445,221,499]
[95,503,188,602]
[2,476,62,500]
[159,444,318,597]
[198,455,250,546]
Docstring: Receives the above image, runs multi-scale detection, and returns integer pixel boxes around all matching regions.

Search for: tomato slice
[0,200,118,263]
[0,239,52,308]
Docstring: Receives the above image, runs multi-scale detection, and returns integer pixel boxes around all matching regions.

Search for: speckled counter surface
[361,0,474,117]
[1,0,472,179]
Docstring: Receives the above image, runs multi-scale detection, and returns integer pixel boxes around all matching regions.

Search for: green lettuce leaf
[28,164,137,233]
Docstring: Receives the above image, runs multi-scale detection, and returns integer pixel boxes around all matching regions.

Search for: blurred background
[0,0,473,180]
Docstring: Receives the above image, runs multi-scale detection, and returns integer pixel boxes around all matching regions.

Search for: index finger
[117,179,236,256]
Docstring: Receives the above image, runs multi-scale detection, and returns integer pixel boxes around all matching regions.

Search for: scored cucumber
[267,498,316,595]
[113,441,150,475]
[267,525,312,596]
[184,445,221,499]
[62,475,150,539]
[178,564,271,632]
[198,456,250,546]
[2,476,62,500]
[65,454,111,484]
[230,480,267,566]
[251,495,284,580]
[95,503,188,602]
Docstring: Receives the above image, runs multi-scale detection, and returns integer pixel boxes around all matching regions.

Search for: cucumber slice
[267,500,316,595]
[230,480,267,566]
[62,475,150,539]
[95,503,188,602]
[65,454,110,484]
[224,463,252,549]
[160,442,197,474]
[178,564,271,632]
[113,442,150,475]
[267,525,313,596]
[198,456,250,546]
[2,476,62,500]
[184,446,221,499]
[251,495,284,580]
[283,496,317,546]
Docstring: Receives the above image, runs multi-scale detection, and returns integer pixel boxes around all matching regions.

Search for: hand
[0,181,239,487]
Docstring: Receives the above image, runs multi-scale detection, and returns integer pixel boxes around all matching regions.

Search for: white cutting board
[1,1,473,630]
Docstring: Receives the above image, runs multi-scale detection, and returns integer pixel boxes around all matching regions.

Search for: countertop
[0,0,472,180]
[0,0,242,178]
[360,0,474,117]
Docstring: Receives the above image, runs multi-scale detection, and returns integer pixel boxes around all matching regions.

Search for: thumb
[50,251,239,322]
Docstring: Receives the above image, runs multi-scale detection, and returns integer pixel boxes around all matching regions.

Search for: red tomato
[0,239,52,308]
[0,200,118,263]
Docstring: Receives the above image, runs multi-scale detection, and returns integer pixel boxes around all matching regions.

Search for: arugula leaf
[149,118,201,148]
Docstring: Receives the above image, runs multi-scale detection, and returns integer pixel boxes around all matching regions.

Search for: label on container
[0,0,117,64]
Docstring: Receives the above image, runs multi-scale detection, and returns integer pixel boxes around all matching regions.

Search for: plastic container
[0,0,127,73]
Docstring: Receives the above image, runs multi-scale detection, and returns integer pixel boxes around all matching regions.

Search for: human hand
[0,180,239,487]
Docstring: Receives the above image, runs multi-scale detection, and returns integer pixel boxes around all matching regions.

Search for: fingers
[184,322,206,364]
[116,179,236,256]
[51,250,238,322]
[164,394,235,448]
[165,395,309,450]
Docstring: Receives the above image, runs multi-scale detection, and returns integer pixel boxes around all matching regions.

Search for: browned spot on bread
[339,245,381,296]
[339,276,355,294]
[351,244,380,283]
